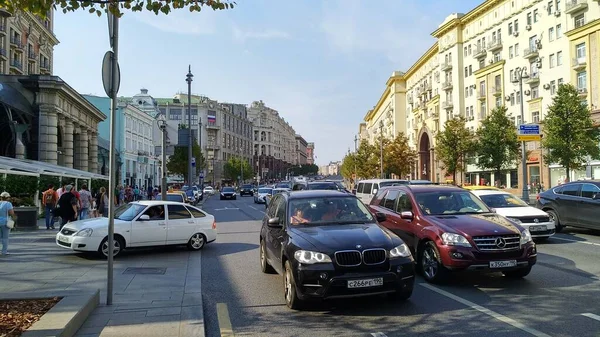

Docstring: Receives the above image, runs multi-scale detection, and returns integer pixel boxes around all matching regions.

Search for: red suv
[368,185,537,283]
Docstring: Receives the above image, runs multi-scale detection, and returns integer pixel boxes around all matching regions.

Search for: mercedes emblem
[495,237,507,248]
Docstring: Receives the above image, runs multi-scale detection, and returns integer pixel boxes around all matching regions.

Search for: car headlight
[75,228,93,237]
[441,232,472,247]
[294,250,332,264]
[389,244,411,258]
[507,217,522,224]
[520,229,532,244]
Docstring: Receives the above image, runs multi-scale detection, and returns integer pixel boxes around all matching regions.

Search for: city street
[200,194,600,337]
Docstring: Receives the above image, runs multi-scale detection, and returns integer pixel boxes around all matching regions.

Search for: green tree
[287,164,318,176]
[384,132,416,178]
[436,116,476,184]
[222,157,253,181]
[340,153,357,180]
[355,140,380,179]
[542,83,600,181]
[475,106,520,183]
[5,0,235,17]
[166,141,206,181]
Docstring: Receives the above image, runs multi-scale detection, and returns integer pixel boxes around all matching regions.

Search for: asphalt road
[199,193,600,337]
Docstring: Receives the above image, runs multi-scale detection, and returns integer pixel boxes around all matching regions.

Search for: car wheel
[187,233,206,251]
[233,196,237,200]
[419,241,448,283]
[98,236,124,258]
[260,240,275,274]
[546,210,564,233]
[284,260,304,310]
[503,266,532,278]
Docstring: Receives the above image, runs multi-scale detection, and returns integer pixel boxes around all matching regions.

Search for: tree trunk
[495,168,502,187]
[565,166,570,183]
[452,170,456,186]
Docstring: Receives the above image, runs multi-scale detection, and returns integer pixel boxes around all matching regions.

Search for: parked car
[254,187,273,204]
[368,185,536,283]
[240,184,255,197]
[260,190,415,309]
[536,180,600,232]
[471,190,555,239]
[56,201,217,258]
[220,187,237,200]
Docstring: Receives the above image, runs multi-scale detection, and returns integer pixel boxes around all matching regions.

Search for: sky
[54,0,483,166]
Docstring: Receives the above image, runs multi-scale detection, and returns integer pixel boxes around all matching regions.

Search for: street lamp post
[512,66,530,202]
[354,134,358,187]
[379,120,384,179]
[186,66,194,187]
[157,114,167,201]
[238,147,243,185]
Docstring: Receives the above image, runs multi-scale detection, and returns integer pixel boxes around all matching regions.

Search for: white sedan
[56,200,217,258]
[203,186,215,195]
[471,190,555,239]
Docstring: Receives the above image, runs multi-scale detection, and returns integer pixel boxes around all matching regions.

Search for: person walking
[0,192,16,255]
[56,185,78,229]
[42,184,58,230]
[98,187,109,217]
[78,184,93,220]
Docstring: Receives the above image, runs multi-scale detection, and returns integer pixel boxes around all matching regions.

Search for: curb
[0,290,100,337]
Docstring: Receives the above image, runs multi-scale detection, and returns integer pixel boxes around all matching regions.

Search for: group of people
[42,183,110,230]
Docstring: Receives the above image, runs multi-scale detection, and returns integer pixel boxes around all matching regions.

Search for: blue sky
[54,0,482,166]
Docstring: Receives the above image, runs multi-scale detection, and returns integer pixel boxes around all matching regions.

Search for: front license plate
[529,225,547,232]
[489,260,517,268]
[58,234,71,244]
[347,277,384,289]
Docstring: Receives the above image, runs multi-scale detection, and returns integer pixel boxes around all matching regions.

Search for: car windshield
[414,191,490,215]
[258,188,272,194]
[479,193,529,208]
[379,180,408,187]
[276,183,291,188]
[114,203,146,221]
[288,196,374,225]
[307,182,339,190]
[242,185,252,188]
[223,187,235,192]
[273,189,287,194]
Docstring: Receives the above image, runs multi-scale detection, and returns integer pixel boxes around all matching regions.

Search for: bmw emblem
[534,218,539,223]
[356,245,362,249]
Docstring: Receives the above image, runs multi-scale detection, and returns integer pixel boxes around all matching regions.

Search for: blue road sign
[518,124,540,135]
[199,173,204,178]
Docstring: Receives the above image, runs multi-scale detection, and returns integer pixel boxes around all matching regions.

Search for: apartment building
[360,0,600,190]
[248,100,297,181]
[306,142,315,165]
[295,134,308,165]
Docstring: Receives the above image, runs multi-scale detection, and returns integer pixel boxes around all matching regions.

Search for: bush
[0,174,38,199]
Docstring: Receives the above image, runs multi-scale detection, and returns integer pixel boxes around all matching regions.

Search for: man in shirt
[57,185,78,229]
[41,184,58,230]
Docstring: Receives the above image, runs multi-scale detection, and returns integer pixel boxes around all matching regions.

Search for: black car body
[220,187,237,200]
[536,180,600,232]
[259,190,415,309]
[240,184,254,196]
[307,181,350,193]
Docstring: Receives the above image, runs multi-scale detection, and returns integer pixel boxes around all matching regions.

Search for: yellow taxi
[462,185,500,191]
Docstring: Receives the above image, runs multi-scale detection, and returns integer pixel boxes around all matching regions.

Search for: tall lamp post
[238,147,244,185]
[354,134,358,187]
[512,66,530,202]
[157,113,168,201]
[379,120,384,179]
[186,66,194,187]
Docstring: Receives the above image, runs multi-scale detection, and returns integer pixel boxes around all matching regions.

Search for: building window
[517,115,522,126]
[531,86,539,99]
[465,87,469,97]
[464,47,468,56]
[577,71,587,90]
[510,93,515,106]
[549,54,556,68]
[510,69,514,82]
[509,45,514,58]
[514,43,519,56]
[508,22,513,35]
[576,43,586,60]
[556,24,562,38]
[493,52,501,62]
[557,51,563,66]
[517,91,521,104]
[558,78,564,85]
[575,14,585,29]
[480,101,486,119]
[527,12,532,25]
[547,1,553,14]
[514,19,519,33]
[549,27,554,41]
[550,80,556,94]
[464,67,468,77]
[532,111,540,123]
[533,9,538,23]
[469,65,472,75]
[496,96,502,107]
[479,81,485,96]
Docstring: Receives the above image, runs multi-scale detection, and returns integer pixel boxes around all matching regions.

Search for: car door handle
[158,223,166,226]
[188,220,195,224]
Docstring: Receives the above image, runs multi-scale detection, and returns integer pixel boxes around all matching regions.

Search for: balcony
[478,90,487,100]
[526,73,540,85]
[578,87,588,97]
[441,61,452,71]
[442,81,453,91]
[431,112,439,120]
[523,47,539,59]
[565,0,588,15]
[473,46,487,59]
[492,85,502,96]
[487,39,503,52]
[442,100,454,110]
[572,57,587,70]
[9,36,22,50]
[10,59,23,73]
[206,121,220,129]
[205,144,220,150]
[137,150,150,156]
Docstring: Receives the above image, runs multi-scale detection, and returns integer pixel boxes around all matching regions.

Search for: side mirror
[375,212,387,222]
[139,214,150,221]
[593,194,600,200]
[400,211,414,220]
[351,189,357,195]
[489,208,497,213]
[372,189,378,195]
[267,217,282,227]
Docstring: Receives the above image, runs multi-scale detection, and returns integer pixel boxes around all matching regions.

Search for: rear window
[155,194,184,202]
[307,183,338,190]
[223,187,235,192]
[362,183,373,194]
[379,180,408,187]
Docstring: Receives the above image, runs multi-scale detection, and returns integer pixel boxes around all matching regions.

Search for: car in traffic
[220,187,237,200]
[56,201,217,258]
[155,193,186,203]
[203,186,215,195]
[368,185,536,283]
[254,187,273,204]
[306,181,350,193]
[240,184,255,197]
[265,188,290,208]
[471,189,555,239]
[260,190,415,309]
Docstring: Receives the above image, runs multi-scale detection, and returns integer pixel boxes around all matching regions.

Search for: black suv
[240,184,254,197]
[259,190,415,309]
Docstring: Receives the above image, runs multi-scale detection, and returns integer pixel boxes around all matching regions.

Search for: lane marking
[216,302,235,337]
[248,206,258,211]
[371,333,388,337]
[421,283,551,337]
[581,313,600,322]
[549,236,600,247]
[213,207,240,211]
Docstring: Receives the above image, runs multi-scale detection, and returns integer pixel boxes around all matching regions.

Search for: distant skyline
[53,0,482,166]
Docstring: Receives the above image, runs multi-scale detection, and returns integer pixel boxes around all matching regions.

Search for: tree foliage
[222,156,253,182]
[355,140,380,179]
[384,132,416,179]
[166,141,205,182]
[436,116,476,183]
[340,153,357,181]
[475,106,520,181]
[1,0,235,18]
[542,83,600,181]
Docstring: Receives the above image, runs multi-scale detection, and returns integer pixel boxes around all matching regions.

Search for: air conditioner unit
[489,59,494,64]
[536,61,542,68]
[543,84,550,90]
[554,11,560,17]
[505,95,511,101]
[578,88,588,94]
[526,25,532,31]
[525,89,531,95]
[513,31,519,37]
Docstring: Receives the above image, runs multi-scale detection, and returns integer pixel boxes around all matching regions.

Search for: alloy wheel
[190,233,205,249]
[285,268,292,304]
[422,246,439,279]
[102,239,121,257]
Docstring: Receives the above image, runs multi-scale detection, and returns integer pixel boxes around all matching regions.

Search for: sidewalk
[6,207,208,336]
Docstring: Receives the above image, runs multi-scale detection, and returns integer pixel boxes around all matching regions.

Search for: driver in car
[290,205,310,224]
[320,201,341,221]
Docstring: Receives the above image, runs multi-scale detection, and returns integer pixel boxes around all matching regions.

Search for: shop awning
[0,155,108,180]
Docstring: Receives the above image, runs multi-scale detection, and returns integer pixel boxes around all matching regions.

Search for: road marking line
[248,206,258,211]
[550,236,600,247]
[371,333,388,337]
[581,313,600,322]
[213,208,240,211]
[421,283,551,337]
[216,302,235,337]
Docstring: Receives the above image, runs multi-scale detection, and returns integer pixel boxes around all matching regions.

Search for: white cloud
[232,26,291,42]
[132,9,221,35]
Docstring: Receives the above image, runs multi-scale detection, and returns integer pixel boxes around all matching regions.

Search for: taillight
[212,220,217,230]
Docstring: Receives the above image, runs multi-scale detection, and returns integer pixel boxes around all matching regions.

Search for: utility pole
[512,66,530,202]
[186,66,194,187]
[379,121,384,179]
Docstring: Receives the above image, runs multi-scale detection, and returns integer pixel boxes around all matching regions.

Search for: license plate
[489,260,517,268]
[347,277,384,289]
[58,234,71,244]
[529,225,547,232]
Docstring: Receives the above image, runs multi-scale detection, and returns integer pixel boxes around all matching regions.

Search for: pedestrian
[78,184,93,220]
[0,191,16,255]
[56,183,66,198]
[98,187,109,217]
[42,184,58,230]
[56,185,78,229]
